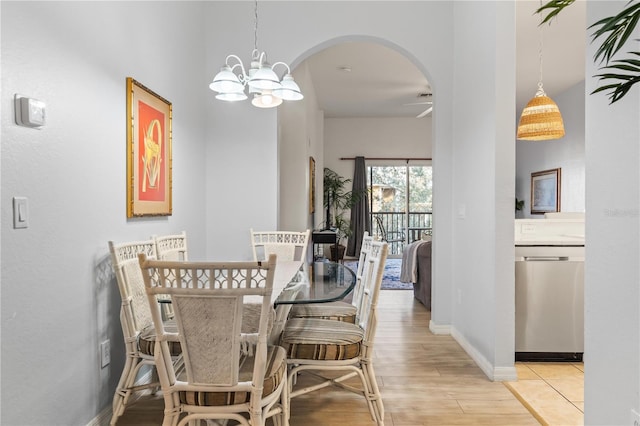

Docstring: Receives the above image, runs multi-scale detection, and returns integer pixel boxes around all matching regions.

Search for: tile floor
[505,362,584,426]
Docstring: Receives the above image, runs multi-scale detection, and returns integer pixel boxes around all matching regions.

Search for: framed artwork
[126,77,172,217]
[309,156,316,214]
[531,168,561,214]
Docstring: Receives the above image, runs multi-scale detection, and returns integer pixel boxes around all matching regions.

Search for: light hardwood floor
[116,290,539,425]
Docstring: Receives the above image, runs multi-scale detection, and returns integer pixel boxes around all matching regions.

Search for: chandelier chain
[253,0,259,53]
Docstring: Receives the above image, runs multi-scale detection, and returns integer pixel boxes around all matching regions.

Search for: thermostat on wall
[15,94,46,128]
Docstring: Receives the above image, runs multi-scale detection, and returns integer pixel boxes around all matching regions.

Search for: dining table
[272,260,357,305]
[266,259,357,343]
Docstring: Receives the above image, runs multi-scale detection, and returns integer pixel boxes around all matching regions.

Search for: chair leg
[281,369,290,426]
[110,355,140,424]
[361,359,384,425]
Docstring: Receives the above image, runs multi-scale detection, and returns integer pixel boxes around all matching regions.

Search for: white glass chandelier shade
[209,64,244,93]
[272,73,304,101]
[248,63,282,90]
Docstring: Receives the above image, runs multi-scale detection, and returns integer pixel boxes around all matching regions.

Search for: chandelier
[516,5,564,141]
[208,1,303,108]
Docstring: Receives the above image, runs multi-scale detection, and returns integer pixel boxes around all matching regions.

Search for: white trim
[493,366,518,382]
[451,326,517,382]
[429,320,451,335]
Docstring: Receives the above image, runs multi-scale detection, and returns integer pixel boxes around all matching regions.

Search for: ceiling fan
[403,92,433,118]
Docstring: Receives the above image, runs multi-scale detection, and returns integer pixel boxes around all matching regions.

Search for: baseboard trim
[429,320,451,335]
[450,326,517,382]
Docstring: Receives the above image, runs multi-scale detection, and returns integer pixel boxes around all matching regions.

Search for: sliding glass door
[368,164,432,256]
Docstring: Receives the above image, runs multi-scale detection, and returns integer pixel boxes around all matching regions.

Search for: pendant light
[517,9,564,141]
[208,0,303,107]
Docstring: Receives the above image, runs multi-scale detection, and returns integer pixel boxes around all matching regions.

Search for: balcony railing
[372,212,432,256]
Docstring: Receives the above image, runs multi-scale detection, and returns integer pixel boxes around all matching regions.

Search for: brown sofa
[413,241,432,309]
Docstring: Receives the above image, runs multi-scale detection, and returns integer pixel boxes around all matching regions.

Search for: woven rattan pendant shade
[517,86,565,141]
[517,8,565,142]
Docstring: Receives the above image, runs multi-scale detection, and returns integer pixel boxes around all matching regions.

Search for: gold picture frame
[309,156,316,214]
[126,77,172,217]
[531,168,561,214]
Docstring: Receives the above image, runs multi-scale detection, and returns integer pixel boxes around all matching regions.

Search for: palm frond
[589,1,640,64]
[536,0,576,26]
[592,52,640,103]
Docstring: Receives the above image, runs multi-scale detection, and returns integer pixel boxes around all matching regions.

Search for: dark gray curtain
[347,156,371,257]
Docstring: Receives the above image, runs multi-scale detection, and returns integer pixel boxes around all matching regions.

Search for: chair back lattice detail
[138,254,288,425]
[154,231,188,261]
[250,229,310,263]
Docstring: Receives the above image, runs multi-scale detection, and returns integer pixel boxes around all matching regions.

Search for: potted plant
[516,197,525,218]
[323,167,364,260]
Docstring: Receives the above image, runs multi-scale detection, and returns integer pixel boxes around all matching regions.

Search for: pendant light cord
[537,0,546,96]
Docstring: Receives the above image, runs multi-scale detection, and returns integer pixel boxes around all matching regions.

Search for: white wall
[1,2,208,425]
[279,61,324,233]
[324,116,432,188]
[584,2,640,424]
[516,81,586,218]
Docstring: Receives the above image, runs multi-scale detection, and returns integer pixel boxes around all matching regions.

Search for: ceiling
[302,1,586,119]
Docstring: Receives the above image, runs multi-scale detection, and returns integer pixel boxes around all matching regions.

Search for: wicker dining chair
[280,240,388,425]
[138,254,289,426]
[250,229,311,342]
[288,232,373,323]
[107,239,182,426]
[250,229,310,266]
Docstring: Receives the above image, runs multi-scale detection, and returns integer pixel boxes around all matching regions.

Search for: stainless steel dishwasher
[515,244,584,361]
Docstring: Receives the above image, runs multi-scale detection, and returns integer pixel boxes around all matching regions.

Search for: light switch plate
[13,197,28,229]
[14,94,46,128]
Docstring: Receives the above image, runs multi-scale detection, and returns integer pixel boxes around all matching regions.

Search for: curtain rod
[340,157,432,161]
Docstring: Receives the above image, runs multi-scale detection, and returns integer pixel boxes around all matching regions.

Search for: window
[368,164,432,255]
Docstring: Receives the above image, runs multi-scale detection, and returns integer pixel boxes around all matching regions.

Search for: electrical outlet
[100,340,110,368]
[631,409,640,426]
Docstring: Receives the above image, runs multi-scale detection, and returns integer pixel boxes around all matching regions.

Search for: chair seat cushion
[289,301,357,323]
[280,318,363,360]
[138,320,182,356]
[177,345,287,406]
